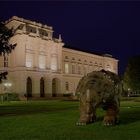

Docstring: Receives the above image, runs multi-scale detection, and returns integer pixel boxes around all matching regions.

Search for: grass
[0,99,140,140]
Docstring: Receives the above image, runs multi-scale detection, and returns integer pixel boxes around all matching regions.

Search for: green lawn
[0,100,140,140]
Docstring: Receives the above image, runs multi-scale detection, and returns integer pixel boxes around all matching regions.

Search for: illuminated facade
[0,16,118,100]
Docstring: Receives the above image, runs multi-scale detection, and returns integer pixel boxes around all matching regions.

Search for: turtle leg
[103,103,119,126]
[77,101,96,125]
[77,90,96,125]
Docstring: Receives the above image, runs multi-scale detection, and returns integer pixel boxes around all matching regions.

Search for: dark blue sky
[1,1,140,75]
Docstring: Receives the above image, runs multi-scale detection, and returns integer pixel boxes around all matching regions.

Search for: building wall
[62,48,118,95]
[0,16,118,100]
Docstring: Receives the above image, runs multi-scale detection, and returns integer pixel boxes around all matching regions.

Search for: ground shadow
[87,106,140,125]
[119,107,140,125]
[0,105,78,117]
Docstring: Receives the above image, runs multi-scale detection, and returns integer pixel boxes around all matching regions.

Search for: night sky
[1,1,140,75]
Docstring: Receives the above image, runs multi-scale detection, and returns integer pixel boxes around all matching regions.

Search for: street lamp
[4,82,12,88]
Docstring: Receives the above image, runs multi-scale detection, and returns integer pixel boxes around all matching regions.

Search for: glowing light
[65,63,69,74]
[4,82,12,87]
[51,56,57,71]
[39,55,46,69]
[26,53,33,68]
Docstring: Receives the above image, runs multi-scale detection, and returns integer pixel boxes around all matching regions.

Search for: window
[51,56,57,71]
[4,55,8,67]
[106,64,113,72]
[78,65,81,74]
[26,25,36,33]
[72,64,75,74]
[26,53,33,68]
[26,38,33,50]
[83,65,87,75]
[65,82,69,91]
[17,24,24,30]
[65,63,69,74]
[107,64,110,68]
[95,62,98,66]
[39,29,48,37]
[65,56,68,59]
[89,66,93,72]
[39,55,46,69]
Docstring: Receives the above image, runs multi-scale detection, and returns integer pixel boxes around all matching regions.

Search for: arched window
[40,77,45,97]
[26,77,32,97]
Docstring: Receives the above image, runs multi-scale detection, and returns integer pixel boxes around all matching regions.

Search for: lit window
[65,63,69,74]
[39,55,46,69]
[51,56,57,71]
[26,53,33,68]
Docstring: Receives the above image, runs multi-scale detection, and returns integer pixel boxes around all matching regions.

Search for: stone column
[46,77,52,97]
[33,76,40,98]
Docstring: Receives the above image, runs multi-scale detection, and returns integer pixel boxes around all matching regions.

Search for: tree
[0,19,16,83]
[123,56,140,92]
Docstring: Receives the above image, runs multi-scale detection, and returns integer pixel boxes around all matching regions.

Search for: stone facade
[0,16,118,100]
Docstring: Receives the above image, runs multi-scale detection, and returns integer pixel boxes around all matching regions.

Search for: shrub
[63,93,73,97]
[0,93,19,101]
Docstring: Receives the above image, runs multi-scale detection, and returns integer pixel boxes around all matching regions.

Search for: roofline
[63,47,118,62]
[5,16,53,32]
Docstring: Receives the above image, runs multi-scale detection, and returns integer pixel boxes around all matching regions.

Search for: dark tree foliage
[0,71,8,83]
[0,19,16,83]
[0,21,16,55]
[123,56,140,91]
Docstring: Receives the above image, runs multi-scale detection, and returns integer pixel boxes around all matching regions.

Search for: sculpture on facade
[76,70,122,126]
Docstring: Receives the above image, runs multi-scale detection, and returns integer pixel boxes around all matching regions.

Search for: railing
[128,90,140,97]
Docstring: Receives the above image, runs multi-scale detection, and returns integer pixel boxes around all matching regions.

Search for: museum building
[0,16,118,100]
